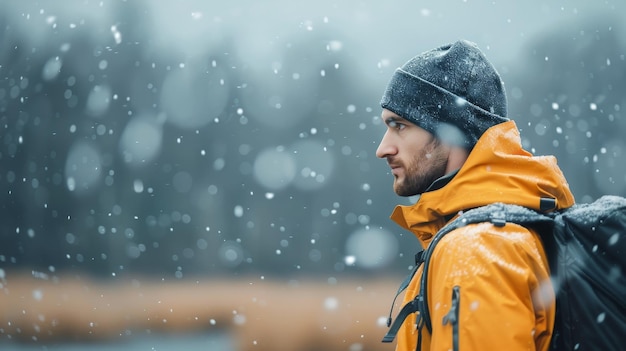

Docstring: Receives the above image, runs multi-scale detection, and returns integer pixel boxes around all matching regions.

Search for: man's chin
[394,182,419,197]
[393,183,409,197]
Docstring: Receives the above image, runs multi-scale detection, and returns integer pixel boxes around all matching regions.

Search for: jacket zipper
[442,285,460,351]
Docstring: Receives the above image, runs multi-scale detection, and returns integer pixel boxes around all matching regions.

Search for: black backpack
[383,195,626,350]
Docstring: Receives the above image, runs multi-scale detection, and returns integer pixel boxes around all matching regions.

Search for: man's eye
[389,121,404,130]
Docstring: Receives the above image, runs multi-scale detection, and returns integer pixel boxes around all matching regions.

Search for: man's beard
[394,140,448,197]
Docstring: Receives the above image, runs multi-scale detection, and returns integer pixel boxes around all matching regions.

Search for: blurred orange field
[0,271,398,351]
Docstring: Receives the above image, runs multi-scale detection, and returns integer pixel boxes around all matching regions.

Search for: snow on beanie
[380,40,509,149]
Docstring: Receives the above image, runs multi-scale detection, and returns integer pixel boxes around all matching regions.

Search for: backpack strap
[382,251,425,343]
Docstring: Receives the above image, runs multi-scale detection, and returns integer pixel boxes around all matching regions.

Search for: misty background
[1,0,625,321]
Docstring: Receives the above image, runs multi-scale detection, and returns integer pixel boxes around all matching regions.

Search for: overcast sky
[3,0,624,84]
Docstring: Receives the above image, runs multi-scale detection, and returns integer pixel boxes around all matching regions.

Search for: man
[376,40,575,351]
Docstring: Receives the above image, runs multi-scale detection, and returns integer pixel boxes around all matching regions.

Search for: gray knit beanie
[380,40,509,149]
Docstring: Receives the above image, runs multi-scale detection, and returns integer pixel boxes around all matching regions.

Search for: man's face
[376,109,449,196]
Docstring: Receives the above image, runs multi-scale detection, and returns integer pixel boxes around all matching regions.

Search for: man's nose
[376,131,396,159]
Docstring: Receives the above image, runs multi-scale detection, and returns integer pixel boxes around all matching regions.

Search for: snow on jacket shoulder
[388,120,575,351]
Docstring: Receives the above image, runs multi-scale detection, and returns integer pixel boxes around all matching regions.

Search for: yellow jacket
[389,120,575,351]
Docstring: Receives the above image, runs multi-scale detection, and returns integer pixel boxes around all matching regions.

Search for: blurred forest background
[0,0,625,349]
[2,0,624,278]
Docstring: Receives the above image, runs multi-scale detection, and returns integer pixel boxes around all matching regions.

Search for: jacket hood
[390,120,575,246]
